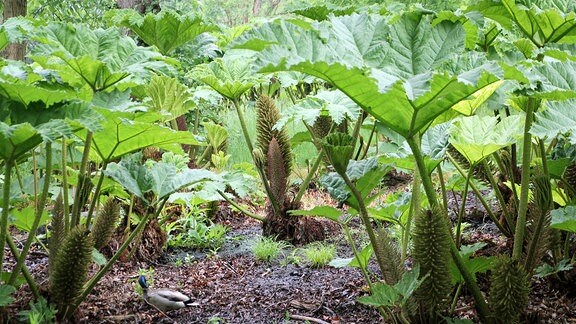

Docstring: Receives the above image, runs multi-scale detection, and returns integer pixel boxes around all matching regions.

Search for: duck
[138,275,195,312]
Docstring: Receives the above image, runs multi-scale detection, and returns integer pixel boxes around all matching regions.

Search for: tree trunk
[2,0,27,60]
[117,0,159,13]
[266,0,282,16]
[252,0,262,16]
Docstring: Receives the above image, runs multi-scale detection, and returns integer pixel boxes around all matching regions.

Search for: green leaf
[367,206,401,224]
[319,172,349,202]
[277,90,360,129]
[349,244,373,269]
[105,160,215,203]
[394,264,424,301]
[534,61,576,100]
[145,75,195,122]
[30,23,172,91]
[104,161,152,201]
[468,0,514,31]
[149,163,215,200]
[82,109,200,162]
[289,206,344,224]
[0,122,43,161]
[387,14,465,78]
[449,115,523,165]
[535,259,573,278]
[449,243,495,284]
[203,122,228,150]
[550,206,576,232]
[347,160,391,209]
[0,28,9,52]
[357,265,425,308]
[0,284,16,307]
[91,249,107,266]
[106,9,219,55]
[357,282,399,307]
[501,0,576,46]
[191,57,261,100]
[290,4,356,21]
[329,257,353,268]
[531,99,576,143]
[0,61,84,106]
[451,80,504,116]
[9,206,49,232]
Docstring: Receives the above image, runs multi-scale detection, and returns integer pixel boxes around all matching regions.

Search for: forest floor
[4,174,576,323]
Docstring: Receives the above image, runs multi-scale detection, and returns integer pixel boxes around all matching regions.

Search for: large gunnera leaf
[234,13,502,138]
[29,23,172,92]
[106,9,219,55]
[449,115,523,165]
[475,0,576,46]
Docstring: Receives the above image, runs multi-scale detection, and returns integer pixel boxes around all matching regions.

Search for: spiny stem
[0,160,14,274]
[71,131,93,227]
[9,142,53,285]
[217,189,265,222]
[513,97,537,260]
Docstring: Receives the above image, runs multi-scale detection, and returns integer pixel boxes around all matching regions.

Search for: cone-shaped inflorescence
[49,225,93,316]
[564,161,576,191]
[49,193,66,271]
[256,95,292,179]
[91,198,120,250]
[256,95,293,206]
[312,114,333,140]
[413,207,452,316]
[376,227,404,285]
[267,138,288,205]
[489,255,530,323]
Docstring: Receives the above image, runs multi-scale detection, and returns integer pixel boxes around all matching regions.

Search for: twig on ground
[290,314,330,324]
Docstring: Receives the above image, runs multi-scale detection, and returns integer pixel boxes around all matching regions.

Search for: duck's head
[138,275,149,289]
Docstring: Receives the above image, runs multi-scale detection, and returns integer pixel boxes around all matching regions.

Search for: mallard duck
[138,275,195,312]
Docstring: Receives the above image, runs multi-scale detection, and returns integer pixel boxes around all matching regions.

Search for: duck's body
[138,275,194,312]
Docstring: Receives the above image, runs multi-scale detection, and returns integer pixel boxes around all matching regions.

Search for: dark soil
[4,186,576,323]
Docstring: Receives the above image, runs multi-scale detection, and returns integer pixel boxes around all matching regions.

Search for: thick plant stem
[406,136,492,323]
[0,160,14,274]
[9,142,53,285]
[340,172,389,283]
[402,165,420,262]
[513,98,536,260]
[84,162,108,228]
[6,235,39,298]
[71,131,93,227]
[62,140,70,232]
[231,98,254,154]
[294,151,323,204]
[342,224,388,320]
[455,164,473,248]
[437,164,449,211]
[217,190,265,222]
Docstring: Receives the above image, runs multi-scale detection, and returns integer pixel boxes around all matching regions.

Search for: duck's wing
[153,289,192,303]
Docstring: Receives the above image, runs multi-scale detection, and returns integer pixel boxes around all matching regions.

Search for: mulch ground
[3,186,576,323]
